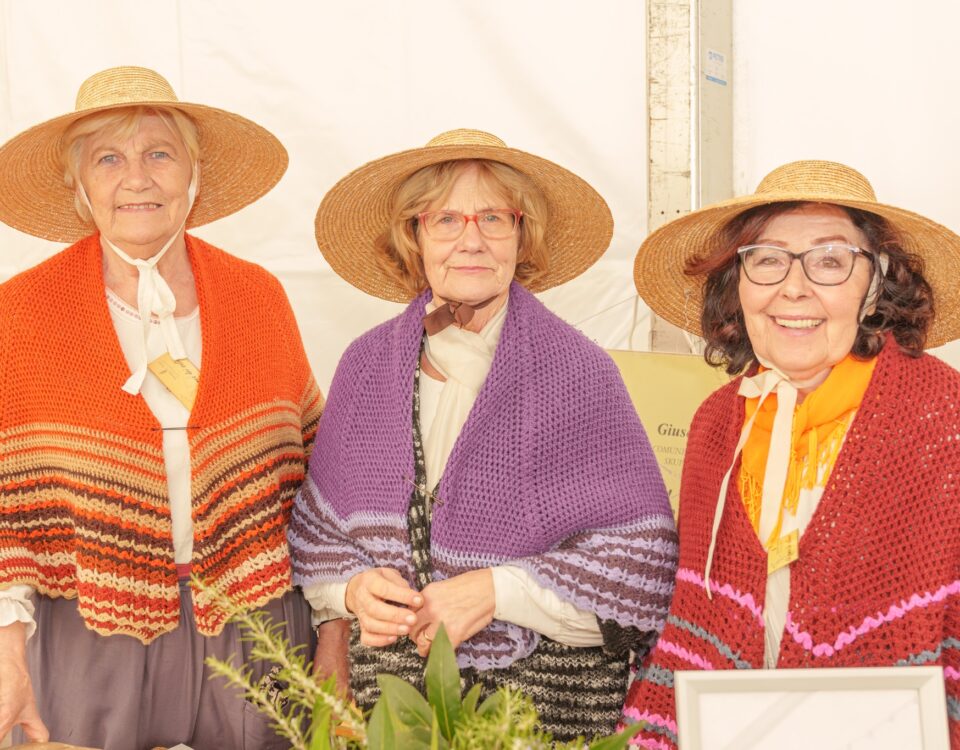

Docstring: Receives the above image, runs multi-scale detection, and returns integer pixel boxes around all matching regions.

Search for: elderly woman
[621,161,960,748]
[0,67,328,749]
[288,129,678,741]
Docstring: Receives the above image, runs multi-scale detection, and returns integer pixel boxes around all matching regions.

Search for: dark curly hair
[687,201,935,375]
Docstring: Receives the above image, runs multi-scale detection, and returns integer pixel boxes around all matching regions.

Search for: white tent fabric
[3,1,959,389]
[0,0,650,391]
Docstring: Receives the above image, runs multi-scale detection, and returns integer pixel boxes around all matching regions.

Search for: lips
[773,317,823,329]
[117,203,162,210]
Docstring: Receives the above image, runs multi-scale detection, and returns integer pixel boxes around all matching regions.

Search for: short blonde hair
[61,105,200,222]
[375,159,550,297]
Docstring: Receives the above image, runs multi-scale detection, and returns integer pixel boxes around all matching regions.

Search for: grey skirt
[15,581,314,750]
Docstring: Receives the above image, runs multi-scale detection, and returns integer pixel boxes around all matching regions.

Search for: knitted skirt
[348,624,629,742]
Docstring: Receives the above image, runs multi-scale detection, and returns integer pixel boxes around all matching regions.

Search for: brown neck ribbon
[422,296,499,336]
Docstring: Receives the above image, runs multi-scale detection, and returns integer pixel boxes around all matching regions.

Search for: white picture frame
[675,665,949,750]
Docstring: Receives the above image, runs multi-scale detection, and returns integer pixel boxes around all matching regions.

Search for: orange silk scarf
[739,353,877,543]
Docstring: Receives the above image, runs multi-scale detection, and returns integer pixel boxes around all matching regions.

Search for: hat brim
[0,101,287,242]
[315,142,613,302]
[634,192,960,348]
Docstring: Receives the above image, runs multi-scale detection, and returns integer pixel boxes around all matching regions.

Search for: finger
[20,710,49,742]
[358,596,418,628]
[368,575,423,610]
[359,631,399,648]
[379,569,425,608]
[415,631,432,658]
[354,599,418,637]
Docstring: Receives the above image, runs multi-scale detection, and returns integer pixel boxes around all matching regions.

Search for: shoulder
[694,376,742,416]
[687,375,742,442]
[336,296,422,373]
[874,341,960,400]
[0,236,97,314]
[187,234,286,299]
[510,285,619,379]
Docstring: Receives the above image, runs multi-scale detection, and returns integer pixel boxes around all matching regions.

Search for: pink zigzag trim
[621,707,679,736]
[629,737,674,749]
[785,580,960,657]
[657,639,714,670]
[676,567,764,626]
[944,667,960,681]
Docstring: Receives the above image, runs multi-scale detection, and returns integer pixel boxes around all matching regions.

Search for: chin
[449,286,502,304]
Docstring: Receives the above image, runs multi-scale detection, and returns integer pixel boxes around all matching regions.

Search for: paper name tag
[767,529,799,575]
[147,353,200,410]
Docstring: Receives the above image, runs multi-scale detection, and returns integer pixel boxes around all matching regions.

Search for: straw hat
[634,160,960,348]
[315,128,613,302]
[0,65,288,242]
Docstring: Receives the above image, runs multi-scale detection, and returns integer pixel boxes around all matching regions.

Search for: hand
[411,568,495,657]
[0,622,48,741]
[345,568,423,647]
[313,618,352,698]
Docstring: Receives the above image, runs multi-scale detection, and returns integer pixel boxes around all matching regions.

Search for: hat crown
[75,66,179,112]
[426,128,506,149]
[756,160,877,202]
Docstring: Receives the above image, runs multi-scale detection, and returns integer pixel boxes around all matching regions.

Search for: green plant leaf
[366,698,394,750]
[476,690,503,718]
[429,709,451,750]
[377,673,434,732]
[587,722,644,750]
[309,692,332,750]
[460,683,482,718]
[424,624,462,739]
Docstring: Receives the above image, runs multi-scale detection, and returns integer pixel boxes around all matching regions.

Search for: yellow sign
[608,350,728,516]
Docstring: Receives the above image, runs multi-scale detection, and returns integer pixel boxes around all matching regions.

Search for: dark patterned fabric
[407,354,435,592]
[349,354,629,742]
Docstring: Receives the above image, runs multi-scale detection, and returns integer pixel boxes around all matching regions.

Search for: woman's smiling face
[738,203,873,389]
[78,114,193,258]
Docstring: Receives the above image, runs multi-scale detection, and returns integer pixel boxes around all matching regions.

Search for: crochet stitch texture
[622,338,960,749]
[0,234,323,642]
[289,282,678,669]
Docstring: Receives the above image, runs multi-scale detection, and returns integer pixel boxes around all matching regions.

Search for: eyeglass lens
[740,245,861,285]
[420,210,518,240]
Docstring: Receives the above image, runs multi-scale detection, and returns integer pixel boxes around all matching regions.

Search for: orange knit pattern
[0,234,323,643]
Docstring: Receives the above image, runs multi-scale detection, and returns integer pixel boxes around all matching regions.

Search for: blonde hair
[61,106,200,222]
[375,159,550,297]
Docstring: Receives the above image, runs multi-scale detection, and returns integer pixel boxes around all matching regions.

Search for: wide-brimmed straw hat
[634,160,960,348]
[0,65,288,242]
[315,128,614,302]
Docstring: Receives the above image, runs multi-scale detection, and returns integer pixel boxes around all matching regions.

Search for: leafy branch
[199,577,642,749]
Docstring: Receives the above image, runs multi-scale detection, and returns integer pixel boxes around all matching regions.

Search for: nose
[779,256,812,298]
[457,216,486,250]
[121,158,153,190]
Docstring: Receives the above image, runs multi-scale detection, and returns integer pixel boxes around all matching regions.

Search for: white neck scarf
[420,297,509,489]
[702,358,828,598]
[79,170,198,395]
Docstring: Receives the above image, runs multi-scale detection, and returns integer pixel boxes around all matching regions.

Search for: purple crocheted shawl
[290,283,677,668]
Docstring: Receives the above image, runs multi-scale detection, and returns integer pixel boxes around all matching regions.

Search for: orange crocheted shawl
[0,234,322,642]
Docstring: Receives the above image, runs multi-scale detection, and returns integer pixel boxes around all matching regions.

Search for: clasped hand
[346,567,495,657]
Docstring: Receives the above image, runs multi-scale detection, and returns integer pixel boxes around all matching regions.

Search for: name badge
[147,353,200,410]
[767,529,799,575]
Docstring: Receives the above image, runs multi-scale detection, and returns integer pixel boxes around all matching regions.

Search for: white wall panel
[732,0,960,366]
[0,0,649,391]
